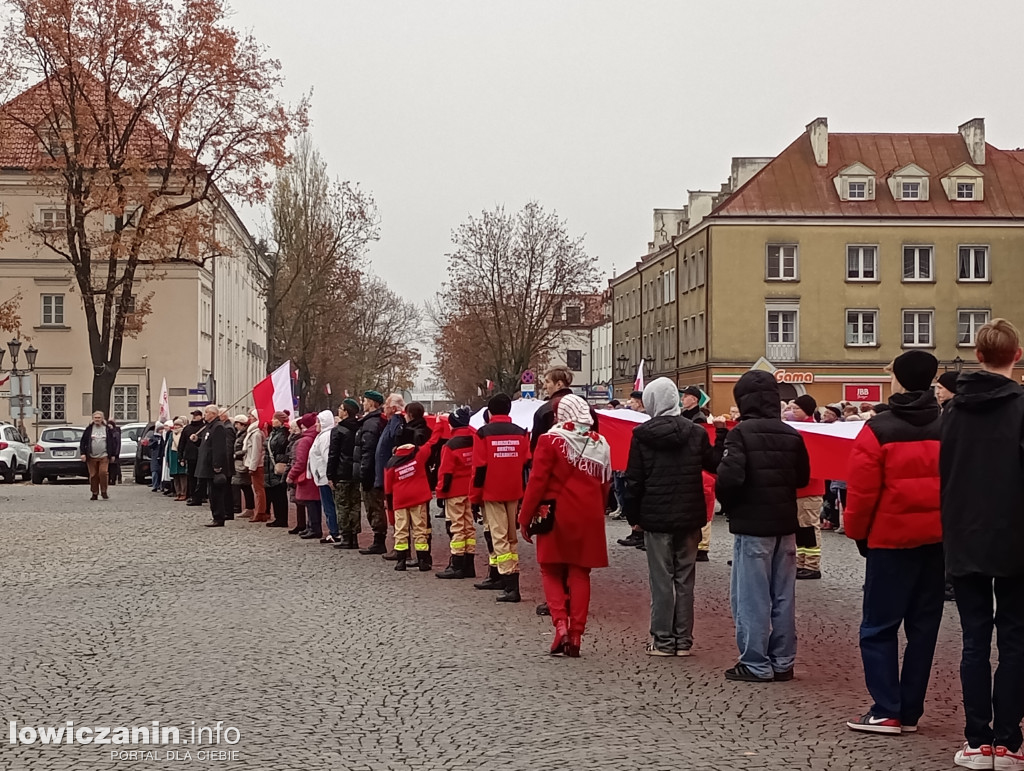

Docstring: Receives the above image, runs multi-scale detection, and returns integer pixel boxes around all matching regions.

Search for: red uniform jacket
[702,471,716,524]
[470,415,530,504]
[436,426,475,500]
[384,425,443,512]
[518,433,609,568]
[843,402,942,549]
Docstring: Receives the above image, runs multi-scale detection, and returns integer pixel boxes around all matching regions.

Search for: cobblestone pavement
[0,481,969,771]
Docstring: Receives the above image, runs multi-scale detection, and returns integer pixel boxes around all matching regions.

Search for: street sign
[187,388,207,396]
[187,400,208,408]
[520,383,536,399]
[204,375,216,403]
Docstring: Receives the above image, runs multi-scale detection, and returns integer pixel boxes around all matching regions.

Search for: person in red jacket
[520,394,611,657]
[790,394,824,580]
[383,421,444,572]
[435,408,476,580]
[842,350,943,736]
[471,393,530,603]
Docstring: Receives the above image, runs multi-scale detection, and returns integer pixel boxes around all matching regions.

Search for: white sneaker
[955,743,994,769]
[644,643,673,657]
[995,746,1024,770]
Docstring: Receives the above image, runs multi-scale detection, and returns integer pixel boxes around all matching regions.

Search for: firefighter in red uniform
[471,393,530,603]
[384,422,444,572]
[435,407,476,579]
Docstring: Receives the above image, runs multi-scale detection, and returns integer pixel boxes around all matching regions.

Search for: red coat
[702,471,716,524]
[287,426,319,502]
[436,426,475,500]
[843,406,942,549]
[519,434,609,569]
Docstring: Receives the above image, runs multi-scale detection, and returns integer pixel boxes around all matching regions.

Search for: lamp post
[616,354,628,379]
[6,338,38,438]
[142,355,151,423]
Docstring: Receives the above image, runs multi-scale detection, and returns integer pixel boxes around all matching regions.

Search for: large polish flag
[253,361,294,425]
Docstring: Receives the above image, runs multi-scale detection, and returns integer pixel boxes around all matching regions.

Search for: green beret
[363,390,384,405]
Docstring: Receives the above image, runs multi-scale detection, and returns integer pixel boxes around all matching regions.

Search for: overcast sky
[232,0,1024,305]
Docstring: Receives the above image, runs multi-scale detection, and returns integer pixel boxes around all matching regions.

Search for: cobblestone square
[0,482,968,770]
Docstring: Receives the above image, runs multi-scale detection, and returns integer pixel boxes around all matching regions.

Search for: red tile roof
[713,130,1024,218]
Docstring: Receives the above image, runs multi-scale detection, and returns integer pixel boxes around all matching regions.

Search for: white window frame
[846,309,878,347]
[696,249,706,287]
[958,245,989,282]
[41,293,65,326]
[902,245,934,282]
[39,384,66,422]
[37,207,67,230]
[958,309,991,348]
[956,182,976,200]
[901,181,921,200]
[766,302,800,361]
[847,180,867,199]
[846,245,879,282]
[902,310,934,348]
[766,244,798,281]
[112,385,140,422]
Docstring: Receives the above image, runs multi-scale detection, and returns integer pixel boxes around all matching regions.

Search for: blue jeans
[150,457,162,490]
[860,544,944,724]
[730,533,797,678]
[319,485,339,538]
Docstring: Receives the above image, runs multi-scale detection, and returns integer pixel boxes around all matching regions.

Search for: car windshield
[122,426,144,442]
[41,428,84,443]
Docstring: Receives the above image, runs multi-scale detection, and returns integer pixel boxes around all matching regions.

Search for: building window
[958,246,989,281]
[766,309,798,362]
[696,249,706,287]
[846,245,878,281]
[957,182,976,200]
[902,181,921,200]
[958,310,991,347]
[848,181,867,199]
[903,246,933,282]
[566,349,582,372]
[41,294,64,325]
[902,310,934,348]
[112,385,140,422]
[39,385,66,422]
[38,207,67,230]
[846,310,878,347]
[766,244,798,281]
[565,306,581,325]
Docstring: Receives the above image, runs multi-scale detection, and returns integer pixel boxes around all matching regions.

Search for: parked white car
[0,422,32,483]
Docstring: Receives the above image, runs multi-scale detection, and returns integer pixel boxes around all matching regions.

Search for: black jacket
[195,420,229,480]
[327,416,360,482]
[353,408,384,490]
[264,426,290,488]
[79,423,116,458]
[623,415,724,533]
[403,417,430,447]
[180,418,206,465]
[681,406,707,424]
[530,388,600,453]
[941,371,1024,577]
[715,371,811,537]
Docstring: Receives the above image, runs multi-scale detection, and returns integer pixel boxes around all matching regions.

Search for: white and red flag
[157,378,170,423]
[254,361,294,425]
[633,360,645,393]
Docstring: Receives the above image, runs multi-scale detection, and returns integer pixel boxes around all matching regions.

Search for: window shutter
[842,178,849,200]
[920,178,929,200]
[867,178,875,198]
[894,179,902,200]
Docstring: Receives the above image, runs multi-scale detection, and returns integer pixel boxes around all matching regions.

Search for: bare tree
[0,0,305,414]
[433,202,600,396]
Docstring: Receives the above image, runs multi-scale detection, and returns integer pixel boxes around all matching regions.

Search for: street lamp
[7,338,21,363]
[24,345,37,369]
[953,355,964,373]
[616,354,628,378]
[4,338,38,438]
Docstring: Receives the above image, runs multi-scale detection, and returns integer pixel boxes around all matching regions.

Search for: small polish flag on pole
[485,379,495,391]
[634,360,645,393]
[254,361,294,425]
[343,389,350,398]
[324,383,332,396]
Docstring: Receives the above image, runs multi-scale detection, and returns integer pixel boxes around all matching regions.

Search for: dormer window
[834,162,876,201]
[942,162,984,201]
[957,182,976,200]
[888,163,930,201]
[902,182,921,200]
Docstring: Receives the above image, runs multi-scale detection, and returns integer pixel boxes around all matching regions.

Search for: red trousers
[540,562,592,636]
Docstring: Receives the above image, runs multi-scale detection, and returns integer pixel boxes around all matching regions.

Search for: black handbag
[527,500,557,536]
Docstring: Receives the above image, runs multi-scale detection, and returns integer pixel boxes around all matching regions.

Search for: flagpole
[224,387,256,412]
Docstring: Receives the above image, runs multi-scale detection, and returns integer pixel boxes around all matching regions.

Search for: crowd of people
[74,318,1024,770]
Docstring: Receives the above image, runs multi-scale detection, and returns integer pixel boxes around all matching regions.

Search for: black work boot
[462,553,477,579]
[394,552,408,571]
[436,554,465,579]
[474,566,503,590]
[496,573,521,603]
[359,533,387,555]
[417,550,432,572]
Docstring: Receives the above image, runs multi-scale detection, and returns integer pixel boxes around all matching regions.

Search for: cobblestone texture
[0,481,968,770]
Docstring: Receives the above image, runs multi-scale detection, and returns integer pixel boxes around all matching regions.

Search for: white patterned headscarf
[547,394,611,482]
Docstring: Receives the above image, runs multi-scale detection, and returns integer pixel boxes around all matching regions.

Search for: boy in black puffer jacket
[716,370,810,683]
[625,377,725,657]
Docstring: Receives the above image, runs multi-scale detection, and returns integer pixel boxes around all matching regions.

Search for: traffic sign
[188,400,209,408]
[521,383,536,398]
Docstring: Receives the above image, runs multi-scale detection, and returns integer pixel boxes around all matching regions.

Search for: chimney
[959,118,986,165]
[806,117,828,167]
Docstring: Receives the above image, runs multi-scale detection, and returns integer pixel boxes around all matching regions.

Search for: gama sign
[773,369,814,384]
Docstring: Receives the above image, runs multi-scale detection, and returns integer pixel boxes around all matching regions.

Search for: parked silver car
[30,426,87,484]
[118,422,147,474]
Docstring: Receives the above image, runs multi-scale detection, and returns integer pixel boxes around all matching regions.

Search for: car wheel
[31,467,44,485]
[134,469,146,485]
[2,466,14,484]
[21,465,31,482]
[47,475,58,483]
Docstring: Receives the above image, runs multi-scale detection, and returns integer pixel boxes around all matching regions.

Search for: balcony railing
[766,341,797,362]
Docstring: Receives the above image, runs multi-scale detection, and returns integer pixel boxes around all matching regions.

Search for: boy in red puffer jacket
[384,422,444,572]
[843,350,943,738]
[434,407,476,580]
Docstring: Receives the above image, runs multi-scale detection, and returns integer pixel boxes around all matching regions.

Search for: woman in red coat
[287,413,321,538]
[520,395,611,657]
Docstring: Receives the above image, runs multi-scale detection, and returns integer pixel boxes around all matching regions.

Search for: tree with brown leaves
[0,0,305,414]
[432,202,600,398]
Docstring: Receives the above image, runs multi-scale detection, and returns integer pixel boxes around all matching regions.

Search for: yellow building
[612,118,1024,411]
